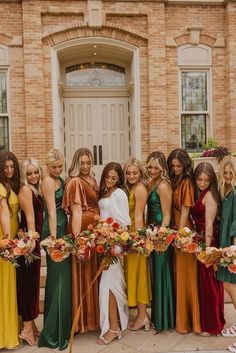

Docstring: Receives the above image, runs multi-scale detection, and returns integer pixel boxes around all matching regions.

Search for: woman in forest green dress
[38,149,71,351]
[146,151,175,331]
[217,156,236,344]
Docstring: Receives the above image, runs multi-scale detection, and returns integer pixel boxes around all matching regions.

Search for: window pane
[181,114,206,152]
[66,63,125,87]
[182,72,207,111]
[0,116,9,150]
[0,72,7,113]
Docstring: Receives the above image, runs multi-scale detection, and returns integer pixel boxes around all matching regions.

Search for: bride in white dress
[97,162,131,345]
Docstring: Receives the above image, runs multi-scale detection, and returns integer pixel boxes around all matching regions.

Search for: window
[0,72,9,150]
[178,44,212,152]
[181,71,208,151]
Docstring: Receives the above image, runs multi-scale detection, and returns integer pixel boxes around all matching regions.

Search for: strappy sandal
[222,324,236,337]
[228,343,236,353]
[97,328,122,345]
[128,317,151,332]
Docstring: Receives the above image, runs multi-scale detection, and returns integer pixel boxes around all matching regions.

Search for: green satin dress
[38,178,72,351]
[217,188,236,284]
[147,187,175,331]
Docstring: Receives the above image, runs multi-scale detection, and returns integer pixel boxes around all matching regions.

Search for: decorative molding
[63,87,129,98]
[87,0,103,29]
[9,36,23,47]
[166,37,177,47]
[0,44,9,65]
[213,36,226,48]
[187,26,203,45]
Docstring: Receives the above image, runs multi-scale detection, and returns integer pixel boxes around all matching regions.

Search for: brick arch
[42,25,147,48]
[0,33,12,46]
[174,33,216,48]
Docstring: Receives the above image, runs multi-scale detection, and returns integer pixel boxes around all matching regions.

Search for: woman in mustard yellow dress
[0,151,20,349]
[124,158,152,331]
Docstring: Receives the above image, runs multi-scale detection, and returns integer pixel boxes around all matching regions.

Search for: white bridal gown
[98,188,131,337]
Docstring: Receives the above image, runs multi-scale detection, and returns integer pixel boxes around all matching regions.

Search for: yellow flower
[145,239,154,253]
[120,231,130,242]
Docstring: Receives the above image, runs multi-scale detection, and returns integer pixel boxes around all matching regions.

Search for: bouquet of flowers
[73,230,96,261]
[14,229,40,265]
[196,246,222,271]
[0,238,17,265]
[174,227,204,253]
[41,234,74,262]
[128,228,154,256]
[145,225,177,253]
[219,245,236,274]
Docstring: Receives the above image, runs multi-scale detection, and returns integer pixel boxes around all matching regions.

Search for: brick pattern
[0,0,235,164]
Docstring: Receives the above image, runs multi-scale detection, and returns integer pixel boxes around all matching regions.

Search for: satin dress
[147,187,175,331]
[0,183,19,349]
[16,190,43,322]
[124,190,152,307]
[38,177,72,351]
[191,188,225,334]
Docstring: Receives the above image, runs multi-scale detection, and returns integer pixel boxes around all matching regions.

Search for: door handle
[98,145,103,165]
[93,145,97,165]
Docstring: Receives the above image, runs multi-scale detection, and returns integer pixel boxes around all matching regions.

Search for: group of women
[0,147,235,352]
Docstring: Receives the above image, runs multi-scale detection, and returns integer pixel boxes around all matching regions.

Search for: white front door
[64,97,130,180]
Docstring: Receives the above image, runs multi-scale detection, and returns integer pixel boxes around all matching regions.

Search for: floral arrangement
[129,228,154,256]
[73,230,96,261]
[41,234,74,262]
[174,227,204,253]
[14,230,40,265]
[219,245,236,274]
[145,225,177,253]
[200,139,231,160]
[196,247,222,271]
[0,238,17,265]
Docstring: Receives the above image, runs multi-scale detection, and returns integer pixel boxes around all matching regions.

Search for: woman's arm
[70,203,82,237]
[134,184,148,229]
[19,186,35,231]
[179,206,190,229]
[0,198,11,239]
[158,181,172,227]
[41,176,57,237]
[204,191,217,246]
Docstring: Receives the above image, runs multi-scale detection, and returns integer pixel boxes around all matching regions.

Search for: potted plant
[193,139,231,173]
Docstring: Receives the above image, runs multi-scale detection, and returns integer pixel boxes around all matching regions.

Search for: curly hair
[99,162,128,199]
[167,148,193,189]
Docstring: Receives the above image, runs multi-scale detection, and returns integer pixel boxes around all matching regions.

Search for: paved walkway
[2,304,235,353]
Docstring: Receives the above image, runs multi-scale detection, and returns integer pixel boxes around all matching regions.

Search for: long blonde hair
[123,158,146,188]
[67,148,94,178]
[45,149,64,165]
[218,155,236,199]
[21,158,42,195]
[146,151,170,184]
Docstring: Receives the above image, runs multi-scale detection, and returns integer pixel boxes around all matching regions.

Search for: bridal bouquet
[219,245,236,273]
[196,246,222,271]
[41,234,74,262]
[0,238,17,265]
[14,230,41,265]
[174,227,204,253]
[73,230,96,261]
[145,225,177,253]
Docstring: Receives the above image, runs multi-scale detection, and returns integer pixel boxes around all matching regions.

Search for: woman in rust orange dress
[167,148,201,334]
[62,148,100,333]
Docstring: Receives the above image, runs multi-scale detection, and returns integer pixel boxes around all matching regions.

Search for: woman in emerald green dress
[146,151,175,331]
[217,156,236,347]
[38,149,72,351]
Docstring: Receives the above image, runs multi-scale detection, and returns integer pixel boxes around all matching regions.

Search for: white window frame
[0,68,10,151]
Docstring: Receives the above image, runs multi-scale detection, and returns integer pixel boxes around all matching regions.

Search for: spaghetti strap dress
[147,187,175,331]
[0,183,19,349]
[38,177,72,351]
[191,188,225,334]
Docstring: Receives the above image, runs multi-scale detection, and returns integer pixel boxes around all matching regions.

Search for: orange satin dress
[173,178,201,333]
[62,176,100,333]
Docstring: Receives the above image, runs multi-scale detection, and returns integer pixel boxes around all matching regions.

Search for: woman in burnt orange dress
[167,148,201,334]
[62,148,100,333]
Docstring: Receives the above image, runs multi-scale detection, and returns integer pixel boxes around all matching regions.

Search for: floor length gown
[98,188,131,337]
[147,187,175,331]
[17,190,43,322]
[173,178,201,333]
[191,188,225,334]
[62,176,100,333]
[38,177,72,351]
[0,183,19,349]
[124,190,152,307]
[217,188,236,284]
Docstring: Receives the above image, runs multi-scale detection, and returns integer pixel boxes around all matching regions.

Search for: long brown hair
[167,148,193,189]
[99,162,128,199]
[193,162,221,206]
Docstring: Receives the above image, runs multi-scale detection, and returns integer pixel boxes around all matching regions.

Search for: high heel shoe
[97,328,122,345]
[128,317,151,331]
[19,332,37,346]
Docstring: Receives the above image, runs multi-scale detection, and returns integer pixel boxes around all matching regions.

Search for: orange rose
[166,234,175,244]
[79,237,87,245]
[94,214,100,221]
[228,264,236,274]
[185,242,198,253]
[87,224,94,231]
[96,244,105,254]
[50,250,64,262]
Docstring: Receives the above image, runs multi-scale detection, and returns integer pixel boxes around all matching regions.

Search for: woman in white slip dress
[97,162,131,345]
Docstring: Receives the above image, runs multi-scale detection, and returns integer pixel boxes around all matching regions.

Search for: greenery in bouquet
[145,224,177,253]
[41,234,74,262]
[201,138,231,160]
[196,246,222,271]
[0,238,17,265]
[129,228,154,256]
[174,227,204,253]
[219,245,236,274]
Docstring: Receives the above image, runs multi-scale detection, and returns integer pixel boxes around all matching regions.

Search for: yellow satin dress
[0,183,19,349]
[124,190,152,306]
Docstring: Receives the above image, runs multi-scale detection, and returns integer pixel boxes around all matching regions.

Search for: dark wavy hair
[0,151,20,195]
[167,148,193,189]
[99,162,128,199]
[193,162,221,206]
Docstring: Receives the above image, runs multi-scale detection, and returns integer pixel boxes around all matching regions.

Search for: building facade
[0,0,235,174]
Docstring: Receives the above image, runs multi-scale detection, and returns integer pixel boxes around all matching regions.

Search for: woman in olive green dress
[146,151,175,331]
[38,149,71,351]
[217,156,236,345]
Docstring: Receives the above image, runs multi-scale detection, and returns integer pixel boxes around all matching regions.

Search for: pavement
[1,303,235,353]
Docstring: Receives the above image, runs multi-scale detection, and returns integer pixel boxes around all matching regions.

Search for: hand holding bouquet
[196,246,222,271]
[145,225,177,253]
[174,227,204,253]
[41,234,74,262]
[0,238,17,265]
[219,245,236,273]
